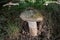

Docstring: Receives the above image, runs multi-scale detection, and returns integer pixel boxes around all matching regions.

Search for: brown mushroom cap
[20,9,44,22]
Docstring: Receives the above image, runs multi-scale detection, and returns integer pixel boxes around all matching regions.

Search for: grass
[6,21,20,40]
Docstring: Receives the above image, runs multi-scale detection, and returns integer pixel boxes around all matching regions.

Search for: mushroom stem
[28,21,37,36]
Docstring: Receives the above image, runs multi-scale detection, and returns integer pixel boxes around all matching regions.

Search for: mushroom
[20,9,44,36]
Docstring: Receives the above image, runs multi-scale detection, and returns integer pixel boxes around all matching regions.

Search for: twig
[43,1,60,6]
[3,2,19,7]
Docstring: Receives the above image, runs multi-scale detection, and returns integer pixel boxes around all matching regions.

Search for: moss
[31,13,43,19]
